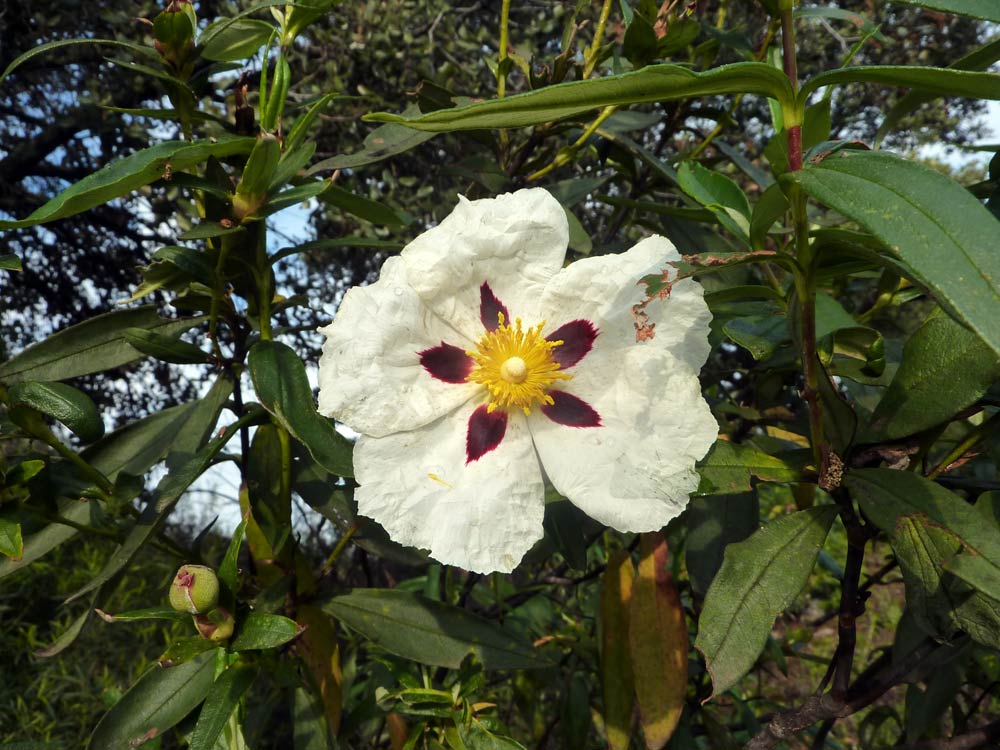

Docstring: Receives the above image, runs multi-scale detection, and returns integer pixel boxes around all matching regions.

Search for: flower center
[467,313,571,415]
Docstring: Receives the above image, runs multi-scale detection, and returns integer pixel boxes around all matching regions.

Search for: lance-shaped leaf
[307,119,437,174]
[864,309,1000,440]
[248,341,354,477]
[601,551,635,750]
[89,649,219,750]
[791,150,1000,358]
[8,381,104,443]
[695,505,838,697]
[230,612,302,651]
[893,0,1000,22]
[189,664,259,750]
[677,161,751,246]
[320,588,549,670]
[366,62,795,131]
[122,328,210,365]
[0,137,254,230]
[801,66,1000,102]
[296,604,343,736]
[697,441,800,494]
[629,533,687,749]
[0,307,204,385]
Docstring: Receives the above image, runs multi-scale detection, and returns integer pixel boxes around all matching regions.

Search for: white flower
[317,188,717,574]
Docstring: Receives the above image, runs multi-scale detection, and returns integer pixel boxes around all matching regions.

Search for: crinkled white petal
[537,235,712,374]
[529,344,718,531]
[317,256,479,437]
[354,405,545,573]
[400,188,569,339]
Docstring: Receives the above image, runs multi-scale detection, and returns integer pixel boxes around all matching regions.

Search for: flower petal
[355,404,545,573]
[318,256,479,437]
[530,346,717,532]
[541,390,602,428]
[401,189,568,340]
[419,342,473,384]
[546,319,598,369]
[479,282,510,332]
[538,235,712,374]
[466,405,508,463]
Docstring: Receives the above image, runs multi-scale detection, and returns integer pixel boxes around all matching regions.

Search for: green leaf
[189,664,259,750]
[176,222,245,240]
[122,328,210,365]
[218,516,247,601]
[801,66,1000,102]
[0,307,203,385]
[0,137,255,230]
[0,38,160,84]
[749,183,789,250]
[0,517,23,560]
[864,309,999,440]
[320,589,549,670]
[8,381,104,443]
[199,18,274,61]
[320,185,409,226]
[68,378,240,602]
[89,649,219,749]
[95,606,188,623]
[248,341,354,477]
[685,493,760,598]
[677,161,751,245]
[0,499,93,579]
[791,150,1000,358]
[721,310,790,361]
[274,236,403,262]
[600,552,635,750]
[230,612,302,650]
[944,554,1000,601]
[697,441,800,494]
[845,469,1000,571]
[694,505,838,697]
[306,120,436,174]
[892,0,1000,22]
[366,62,795,131]
[0,253,22,272]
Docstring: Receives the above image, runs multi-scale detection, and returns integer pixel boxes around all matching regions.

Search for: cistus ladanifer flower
[317,188,717,573]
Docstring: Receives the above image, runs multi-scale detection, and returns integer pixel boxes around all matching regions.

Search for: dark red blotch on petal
[419,342,473,383]
[542,390,602,428]
[479,282,510,332]
[547,319,598,369]
[466,405,508,463]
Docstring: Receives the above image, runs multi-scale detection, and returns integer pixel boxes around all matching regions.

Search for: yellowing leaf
[628,533,687,749]
[296,604,343,736]
[600,551,635,750]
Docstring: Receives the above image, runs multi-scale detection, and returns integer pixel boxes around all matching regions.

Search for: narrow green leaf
[274,236,403,262]
[176,222,245,240]
[231,612,302,651]
[0,253,22,272]
[801,66,1000,102]
[0,38,160,84]
[792,151,1000,358]
[697,441,800,494]
[893,0,1000,22]
[864,309,999,440]
[123,328,210,365]
[320,185,409,226]
[0,499,92,579]
[199,18,274,61]
[366,62,795,131]
[95,606,188,623]
[694,506,838,697]
[89,649,219,750]
[320,588,549,670]
[189,665,259,750]
[248,341,354,477]
[36,593,100,657]
[0,307,203,384]
[8,381,104,443]
[600,551,635,750]
[306,121,436,174]
[0,137,255,230]
[218,516,248,600]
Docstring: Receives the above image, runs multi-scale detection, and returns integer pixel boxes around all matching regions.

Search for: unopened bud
[169,564,220,614]
[193,607,235,642]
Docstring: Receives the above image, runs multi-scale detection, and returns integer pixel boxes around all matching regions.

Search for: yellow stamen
[466,313,571,415]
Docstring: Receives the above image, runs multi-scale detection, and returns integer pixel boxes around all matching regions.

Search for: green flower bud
[152,0,197,70]
[169,564,220,614]
[193,607,235,642]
